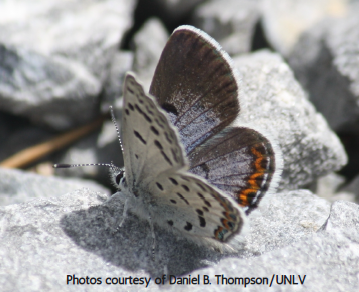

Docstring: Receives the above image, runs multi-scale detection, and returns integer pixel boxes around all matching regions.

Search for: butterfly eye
[115,170,125,185]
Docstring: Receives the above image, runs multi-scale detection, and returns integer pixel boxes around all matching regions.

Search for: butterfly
[55,25,281,251]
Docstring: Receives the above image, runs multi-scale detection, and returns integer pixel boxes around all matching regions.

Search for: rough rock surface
[0,0,135,130]
[261,0,348,56]
[289,9,359,133]
[0,167,110,207]
[3,188,357,291]
[192,0,261,55]
[233,51,347,190]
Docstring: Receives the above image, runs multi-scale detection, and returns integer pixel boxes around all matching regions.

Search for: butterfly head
[109,165,126,190]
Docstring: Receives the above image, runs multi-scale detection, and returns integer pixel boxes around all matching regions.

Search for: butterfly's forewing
[123,73,245,243]
[149,25,240,155]
[189,127,279,214]
[122,73,187,193]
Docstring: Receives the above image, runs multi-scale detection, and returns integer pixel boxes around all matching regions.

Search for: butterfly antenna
[109,106,123,152]
[53,163,114,169]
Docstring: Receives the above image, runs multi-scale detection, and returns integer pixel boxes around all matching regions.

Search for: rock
[137,0,206,27]
[192,200,359,291]
[233,50,347,190]
[244,190,331,255]
[288,8,359,133]
[315,172,357,203]
[0,113,53,163]
[261,0,348,56]
[338,174,359,204]
[132,18,169,92]
[0,167,110,207]
[191,0,261,55]
[54,119,124,187]
[101,51,134,113]
[0,0,135,130]
[2,187,347,291]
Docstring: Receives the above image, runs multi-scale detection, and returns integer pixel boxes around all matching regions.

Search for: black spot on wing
[156,182,163,191]
[169,177,178,185]
[176,193,189,205]
[151,126,159,135]
[135,104,152,123]
[182,185,190,192]
[162,102,178,116]
[161,151,173,166]
[196,182,206,192]
[184,222,193,231]
[171,148,178,163]
[134,131,146,144]
[128,103,134,111]
[134,104,142,114]
[197,192,212,207]
[143,112,152,123]
[155,118,164,129]
[154,140,163,150]
[167,220,173,226]
[199,216,206,227]
[164,132,173,144]
[170,200,176,204]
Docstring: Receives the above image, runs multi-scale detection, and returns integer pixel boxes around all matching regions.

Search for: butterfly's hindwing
[149,171,244,242]
[189,127,277,214]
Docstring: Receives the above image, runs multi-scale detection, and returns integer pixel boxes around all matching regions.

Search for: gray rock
[0,0,135,130]
[288,9,359,133]
[338,174,359,204]
[148,0,206,25]
[0,119,53,163]
[54,119,124,187]
[191,0,261,55]
[133,18,169,92]
[261,0,349,56]
[1,186,356,291]
[233,50,347,190]
[101,51,134,113]
[244,190,331,255]
[321,200,359,241]
[0,167,110,207]
[315,172,357,203]
[184,200,359,291]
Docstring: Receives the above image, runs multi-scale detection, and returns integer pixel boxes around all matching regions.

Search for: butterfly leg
[148,213,156,260]
[118,198,129,227]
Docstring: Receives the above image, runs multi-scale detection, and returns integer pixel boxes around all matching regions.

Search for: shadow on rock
[59,193,243,277]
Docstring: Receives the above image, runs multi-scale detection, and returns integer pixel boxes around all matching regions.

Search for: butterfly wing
[148,170,244,243]
[149,25,281,214]
[122,73,187,194]
[122,73,245,243]
[189,127,281,214]
[149,25,240,155]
